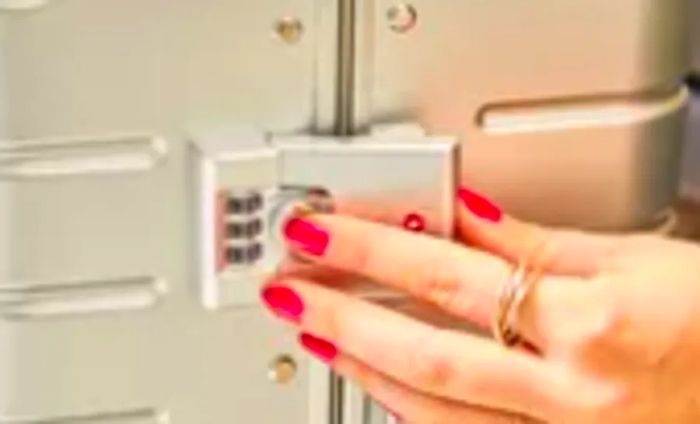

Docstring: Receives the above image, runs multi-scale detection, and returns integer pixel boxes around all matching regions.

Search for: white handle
[0,134,168,179]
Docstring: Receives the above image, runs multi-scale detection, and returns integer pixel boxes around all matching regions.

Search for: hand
[261,188,700,423]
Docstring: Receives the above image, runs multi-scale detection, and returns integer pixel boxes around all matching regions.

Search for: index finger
[283,214,511,327]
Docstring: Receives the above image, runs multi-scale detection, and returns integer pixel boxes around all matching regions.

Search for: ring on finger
[492,244,548,348]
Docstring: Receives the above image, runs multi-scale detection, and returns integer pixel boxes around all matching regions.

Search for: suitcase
[684,0,700,202]
[0,1,689,423]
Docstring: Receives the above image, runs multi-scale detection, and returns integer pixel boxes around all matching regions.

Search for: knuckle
[348,230,374,274]
[351,362,383,393]
[320,296,349,345]
[576,305,623,350]
[408,329,457,391]
[419,248,465,312]
[565,280,625,351]
[564,383,629,421]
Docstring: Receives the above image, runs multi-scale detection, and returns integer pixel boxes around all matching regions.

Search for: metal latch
[192,125,459,309]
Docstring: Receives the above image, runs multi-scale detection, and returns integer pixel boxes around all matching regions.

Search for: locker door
[0,1,336,422]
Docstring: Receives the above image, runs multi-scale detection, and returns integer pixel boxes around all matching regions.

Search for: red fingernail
[284,217,330,256]
[299,333,338,363]
[261,285,304,323]
[457,188,503,223]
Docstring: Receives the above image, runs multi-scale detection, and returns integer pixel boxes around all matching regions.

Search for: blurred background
[678,0,700,239]
[683,0,700,202]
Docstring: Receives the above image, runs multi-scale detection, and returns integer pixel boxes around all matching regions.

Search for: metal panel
[0,16,8,281]
[682,92,700,202]
[0,0,333,422]
[358,0,689,230]
[686,4,700,202]
[693,0,700,74]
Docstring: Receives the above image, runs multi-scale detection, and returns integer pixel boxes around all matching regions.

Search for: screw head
[268,354,298,385]
[275,17,304,44]
[387,3,418,34]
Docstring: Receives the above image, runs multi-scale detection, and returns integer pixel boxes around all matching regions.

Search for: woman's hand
[261,188,700,423]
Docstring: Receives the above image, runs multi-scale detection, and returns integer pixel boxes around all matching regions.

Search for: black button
[227,197,246,214]
[246,243,264,262]
[226,222,246,238]
[245,219,263,238]
[227,192,264,215]
[245,193,264,213]
[226,246,247,264]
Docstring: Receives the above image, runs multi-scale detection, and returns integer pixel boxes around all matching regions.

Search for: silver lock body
[193,129,457,309]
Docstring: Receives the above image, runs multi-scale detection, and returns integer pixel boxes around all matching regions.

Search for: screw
[275,17,304,44]
[268,354,298,385]
[387,3,418,34]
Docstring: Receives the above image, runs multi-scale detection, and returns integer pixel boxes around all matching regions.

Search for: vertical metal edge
[351,0,376,133]
[0,15,9,305]
[329,372,345,424]
[336,0,357,135]
[314,0,341,134]
[0,15,6,139]
[330,1,356,421]
[194,148,220,310]
[341,381,366,424]
[308,360,332,424]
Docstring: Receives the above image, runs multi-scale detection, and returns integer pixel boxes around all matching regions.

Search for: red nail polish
[299,333,338,363]
[284,217,330,256]
[261,285,304,322]
[457,188,503,223]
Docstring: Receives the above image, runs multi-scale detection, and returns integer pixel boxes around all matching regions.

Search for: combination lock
[193,126,458,309]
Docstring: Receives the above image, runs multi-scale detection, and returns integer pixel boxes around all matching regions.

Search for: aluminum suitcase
[684,0,700,202]
[0,1,690,423]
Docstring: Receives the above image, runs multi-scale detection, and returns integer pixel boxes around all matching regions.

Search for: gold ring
[492,243,548,348]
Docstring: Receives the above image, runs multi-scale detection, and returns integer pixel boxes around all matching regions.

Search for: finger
[276,253,580,352]
[283,213,511,327]
[281,213,590,345]
[322,351,538,424]
[456,187,619,276]
[262,277,582,419]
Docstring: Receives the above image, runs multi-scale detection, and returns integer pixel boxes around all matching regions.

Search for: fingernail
[261,285,304,323]
[299,333,339,363]
[457,188,503,223]
[284,217,330,256]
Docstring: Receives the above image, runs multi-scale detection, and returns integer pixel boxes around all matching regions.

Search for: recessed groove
[0,134,167,179]
[0,276,168,320]
[0,408,168,424]
[0,0,50,12]
[478,87,688,134]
